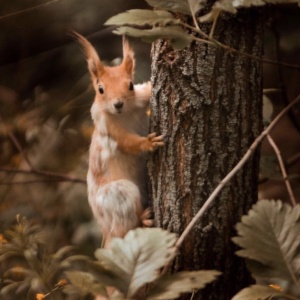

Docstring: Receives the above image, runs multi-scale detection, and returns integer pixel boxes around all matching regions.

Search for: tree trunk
[148,10,263,300]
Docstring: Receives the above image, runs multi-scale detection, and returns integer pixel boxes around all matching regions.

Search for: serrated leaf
[94,228,176,298]
[232,284,288,300]
[88,260,128,294]
[65,271,108,297]
[105,9,180,27]
[232,200,300,284]
[146,270,221,299]
[113,26,192,49]
[145,0,192,15]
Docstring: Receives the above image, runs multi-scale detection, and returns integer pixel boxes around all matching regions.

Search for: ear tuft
[73,31,104,78]
[122,36,135,76]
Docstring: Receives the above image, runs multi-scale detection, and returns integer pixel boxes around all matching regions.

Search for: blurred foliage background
[0,0,151,255]
[0,0,299,290]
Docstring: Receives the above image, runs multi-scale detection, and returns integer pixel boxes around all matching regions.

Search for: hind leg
[91,179,143,247]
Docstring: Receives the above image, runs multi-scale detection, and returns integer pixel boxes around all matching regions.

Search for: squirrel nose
[114,101,124,109]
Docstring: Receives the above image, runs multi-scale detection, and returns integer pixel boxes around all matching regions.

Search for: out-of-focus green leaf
[3,267,32,280]
[113,26,192,49]
[232,200,300,284]
[0,281,21,296]
[60,254,91,269]
[65,271,108,297]
[52,245,75,262]
[105,9,180,27]
[146,270,221,299]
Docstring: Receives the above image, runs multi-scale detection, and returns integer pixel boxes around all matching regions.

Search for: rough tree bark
[148,10,264,300]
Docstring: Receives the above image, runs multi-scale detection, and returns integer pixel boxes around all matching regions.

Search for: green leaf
[145,0,192,15]
[3,266,32,280]
[232,200,300,284]
[0,282,21,296]
[232,284,291,300]
[146,270,221,299]
[113,26,193,49]
[60,254,91,268]
[105,9,180,27]
[65,271,108,297]
[94,228,176,298]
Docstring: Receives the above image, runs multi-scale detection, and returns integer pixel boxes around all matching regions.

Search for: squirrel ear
[122,36,135,76]
[74,32,104,78]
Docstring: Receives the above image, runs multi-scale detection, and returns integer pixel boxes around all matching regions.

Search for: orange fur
[75,33,164,250]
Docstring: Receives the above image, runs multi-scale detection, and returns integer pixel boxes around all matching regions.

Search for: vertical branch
[267,134,297,206]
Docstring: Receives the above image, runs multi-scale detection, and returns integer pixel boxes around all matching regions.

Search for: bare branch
[0,0,61,20]
[287,152,300,168]
[8,132,36,170]
[0,167,86,184]
[180,21,300,70]
[175,93,300,249]
[267,134,297,206]
[0,127,86,184]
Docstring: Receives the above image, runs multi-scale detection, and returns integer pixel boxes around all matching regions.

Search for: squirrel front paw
[142,132,164,152]
[140,208,153,227]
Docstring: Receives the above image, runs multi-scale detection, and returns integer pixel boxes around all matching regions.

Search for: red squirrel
[75,33,164,247]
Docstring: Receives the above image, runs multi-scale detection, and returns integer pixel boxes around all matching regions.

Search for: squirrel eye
[129,82,134,91]
[98,85,104,94]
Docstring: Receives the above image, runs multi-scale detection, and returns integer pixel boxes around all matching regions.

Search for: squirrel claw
[146,133,165,151]
[140,208,153,227]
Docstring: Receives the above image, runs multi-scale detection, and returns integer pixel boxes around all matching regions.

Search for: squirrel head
[75,32,137,115]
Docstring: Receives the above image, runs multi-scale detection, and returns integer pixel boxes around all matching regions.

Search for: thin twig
[0,179,71,185]
[0,124,86,184]
[175,93,300,249]
[180,21,300,70]
[209,10,221,39]
[0,167,86,184]
[267,134,297,206]
[287,152,300,168]
[8,132,36,170]
[187,1,200,32]
[0,0,61,20]
[263,88,282,94]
